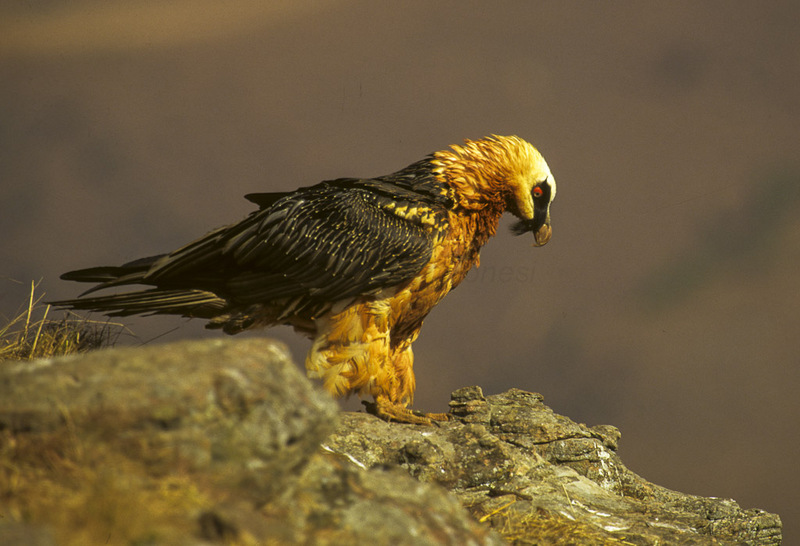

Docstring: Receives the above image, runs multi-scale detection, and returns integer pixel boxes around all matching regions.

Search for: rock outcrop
[0,339,781,545]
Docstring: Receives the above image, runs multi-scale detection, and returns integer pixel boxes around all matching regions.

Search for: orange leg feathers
[305,301,449,425]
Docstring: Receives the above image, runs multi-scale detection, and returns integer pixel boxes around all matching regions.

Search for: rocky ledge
[0,338,781,545]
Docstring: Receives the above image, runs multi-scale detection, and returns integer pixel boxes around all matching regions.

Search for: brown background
[2,1,798,540]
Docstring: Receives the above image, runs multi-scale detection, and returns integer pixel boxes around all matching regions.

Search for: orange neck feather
[430,135,538,212]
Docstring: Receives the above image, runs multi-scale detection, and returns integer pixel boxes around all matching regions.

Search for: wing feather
[213,184,447,307]
[134,182,446,308]
[54,161,453,322]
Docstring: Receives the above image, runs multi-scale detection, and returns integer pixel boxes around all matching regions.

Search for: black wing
[173,181,449,305]
[55,173,451,320]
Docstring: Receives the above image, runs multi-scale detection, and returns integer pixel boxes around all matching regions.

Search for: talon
[363,398,450,426]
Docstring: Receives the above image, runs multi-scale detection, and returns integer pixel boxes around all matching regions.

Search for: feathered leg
[306,303,448,425]
[364,340,449,426]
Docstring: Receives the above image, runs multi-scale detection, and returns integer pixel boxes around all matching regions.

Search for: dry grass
[473,498,636,545]
[0,280,127,362]
[500,508,632,545]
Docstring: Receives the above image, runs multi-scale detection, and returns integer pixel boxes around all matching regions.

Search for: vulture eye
[532,186,544,198]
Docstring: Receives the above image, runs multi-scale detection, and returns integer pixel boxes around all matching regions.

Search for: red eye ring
[532,186,544,198]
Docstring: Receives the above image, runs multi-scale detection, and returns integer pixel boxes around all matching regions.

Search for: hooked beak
[510,217,553,247]
[533,222,552,247]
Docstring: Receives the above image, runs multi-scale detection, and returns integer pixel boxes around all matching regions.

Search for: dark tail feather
[59,254,165,296]
[49,288,227,319]
[53,254,230,319]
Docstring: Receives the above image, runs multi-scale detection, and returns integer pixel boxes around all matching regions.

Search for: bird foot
[362,398,450,426]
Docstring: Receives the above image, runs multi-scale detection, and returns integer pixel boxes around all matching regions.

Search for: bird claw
[362,399,450,426]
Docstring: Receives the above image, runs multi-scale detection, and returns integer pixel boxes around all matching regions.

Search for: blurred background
[2,0,798,540]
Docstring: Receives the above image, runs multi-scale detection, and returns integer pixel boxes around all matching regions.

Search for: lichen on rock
[0,339,781,545]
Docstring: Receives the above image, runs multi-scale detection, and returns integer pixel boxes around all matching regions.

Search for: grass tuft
[0,280,127,362]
